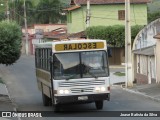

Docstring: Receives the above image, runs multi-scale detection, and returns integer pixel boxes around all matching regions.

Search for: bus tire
[95,101,103,110]
[54,104,61,112]
[42,92,51,106]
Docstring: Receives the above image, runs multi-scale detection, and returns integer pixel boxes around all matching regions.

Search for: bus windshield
[53,51,109,80]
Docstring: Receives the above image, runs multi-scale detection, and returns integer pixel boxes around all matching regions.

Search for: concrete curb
[4,84,9,96]
[0,83,9,96]
[0,83,21,120]
[122,86,160,103]
[6,86,21,120]
[0,69,21,120]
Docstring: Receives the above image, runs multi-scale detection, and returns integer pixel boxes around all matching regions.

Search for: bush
[0,12,5,21]
[0,21,22,65]
[86,25,143,47]
[148,12,160,23]
[114,72,125,76]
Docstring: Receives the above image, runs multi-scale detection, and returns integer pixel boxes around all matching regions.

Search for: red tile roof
[45,33,68,40]
[74,0,151,5]
[69,31,86,38]
[64,5,81,11]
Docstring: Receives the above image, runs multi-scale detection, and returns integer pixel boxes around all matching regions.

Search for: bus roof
[35,39,107,53]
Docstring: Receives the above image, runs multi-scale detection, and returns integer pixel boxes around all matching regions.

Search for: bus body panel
[53,77,110,96]
[34,39,110,109]
[52,77,110,104]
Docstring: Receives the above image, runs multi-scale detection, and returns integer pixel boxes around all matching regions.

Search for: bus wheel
[95,101,103,110]
[54,104,61,112]
[42,92,51,106]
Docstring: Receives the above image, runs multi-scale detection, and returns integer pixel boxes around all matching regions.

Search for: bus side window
[35,48,41,68]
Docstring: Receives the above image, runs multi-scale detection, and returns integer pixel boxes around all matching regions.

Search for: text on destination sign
[55,42,104,51]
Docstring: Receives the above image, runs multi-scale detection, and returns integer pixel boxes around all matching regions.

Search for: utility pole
[125,0,133,87]
[86,0,90,28]
[24,0,29,55]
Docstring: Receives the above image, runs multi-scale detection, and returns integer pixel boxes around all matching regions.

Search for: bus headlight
[95,86,106,92]
[59,90,64,94]
[95,87,101,91]
[64,90,69,94]
[58,89,70,94]
[101,87,106,92]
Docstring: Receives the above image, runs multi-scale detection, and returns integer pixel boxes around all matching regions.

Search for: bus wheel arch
[54,104,61,112]
[42,92,52,106]
[95,100,103,110]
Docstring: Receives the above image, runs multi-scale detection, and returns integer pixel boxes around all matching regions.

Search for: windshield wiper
[66,74,77,80]
[88,71,98,79]
[85,66,98,79]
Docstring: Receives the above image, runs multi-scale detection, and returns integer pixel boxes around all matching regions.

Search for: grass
[114,72,125,76]
[0,77,4,84]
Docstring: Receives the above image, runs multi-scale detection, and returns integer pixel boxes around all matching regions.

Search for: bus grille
[59,80,105,87]
[71,87,94,93]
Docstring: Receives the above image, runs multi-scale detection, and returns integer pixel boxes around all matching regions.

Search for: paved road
[1,55,160,120]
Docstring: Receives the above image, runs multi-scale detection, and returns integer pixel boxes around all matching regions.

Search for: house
[64,0,150,65]
[132,18,160,85]
[22,24,67,55]
[65,0,150,34]
[33,24,66,32]
[42,27,67,42]
[153,33,160,83]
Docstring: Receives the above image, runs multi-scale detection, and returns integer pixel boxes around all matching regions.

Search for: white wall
[134,18,160,50]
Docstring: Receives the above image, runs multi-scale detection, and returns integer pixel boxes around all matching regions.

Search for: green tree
[9,0,34,26]
[8,0,67,25]
[35,0,63,24]
[0,1,6,21]
[0,21,22,65]
[0,12,5,21]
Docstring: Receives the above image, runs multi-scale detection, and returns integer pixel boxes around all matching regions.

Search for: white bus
[35,39,110,111]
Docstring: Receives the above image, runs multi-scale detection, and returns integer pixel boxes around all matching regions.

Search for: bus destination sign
[55,42,104,51]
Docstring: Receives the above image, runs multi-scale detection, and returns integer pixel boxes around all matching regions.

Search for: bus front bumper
[54,93,110,104]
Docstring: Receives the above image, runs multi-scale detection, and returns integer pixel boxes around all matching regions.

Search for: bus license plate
[78,96,88,100]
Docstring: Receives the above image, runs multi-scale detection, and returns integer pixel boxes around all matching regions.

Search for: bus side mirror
[107,47,112,57]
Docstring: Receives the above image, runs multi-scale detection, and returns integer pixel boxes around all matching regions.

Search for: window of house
[118,10,125,20]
